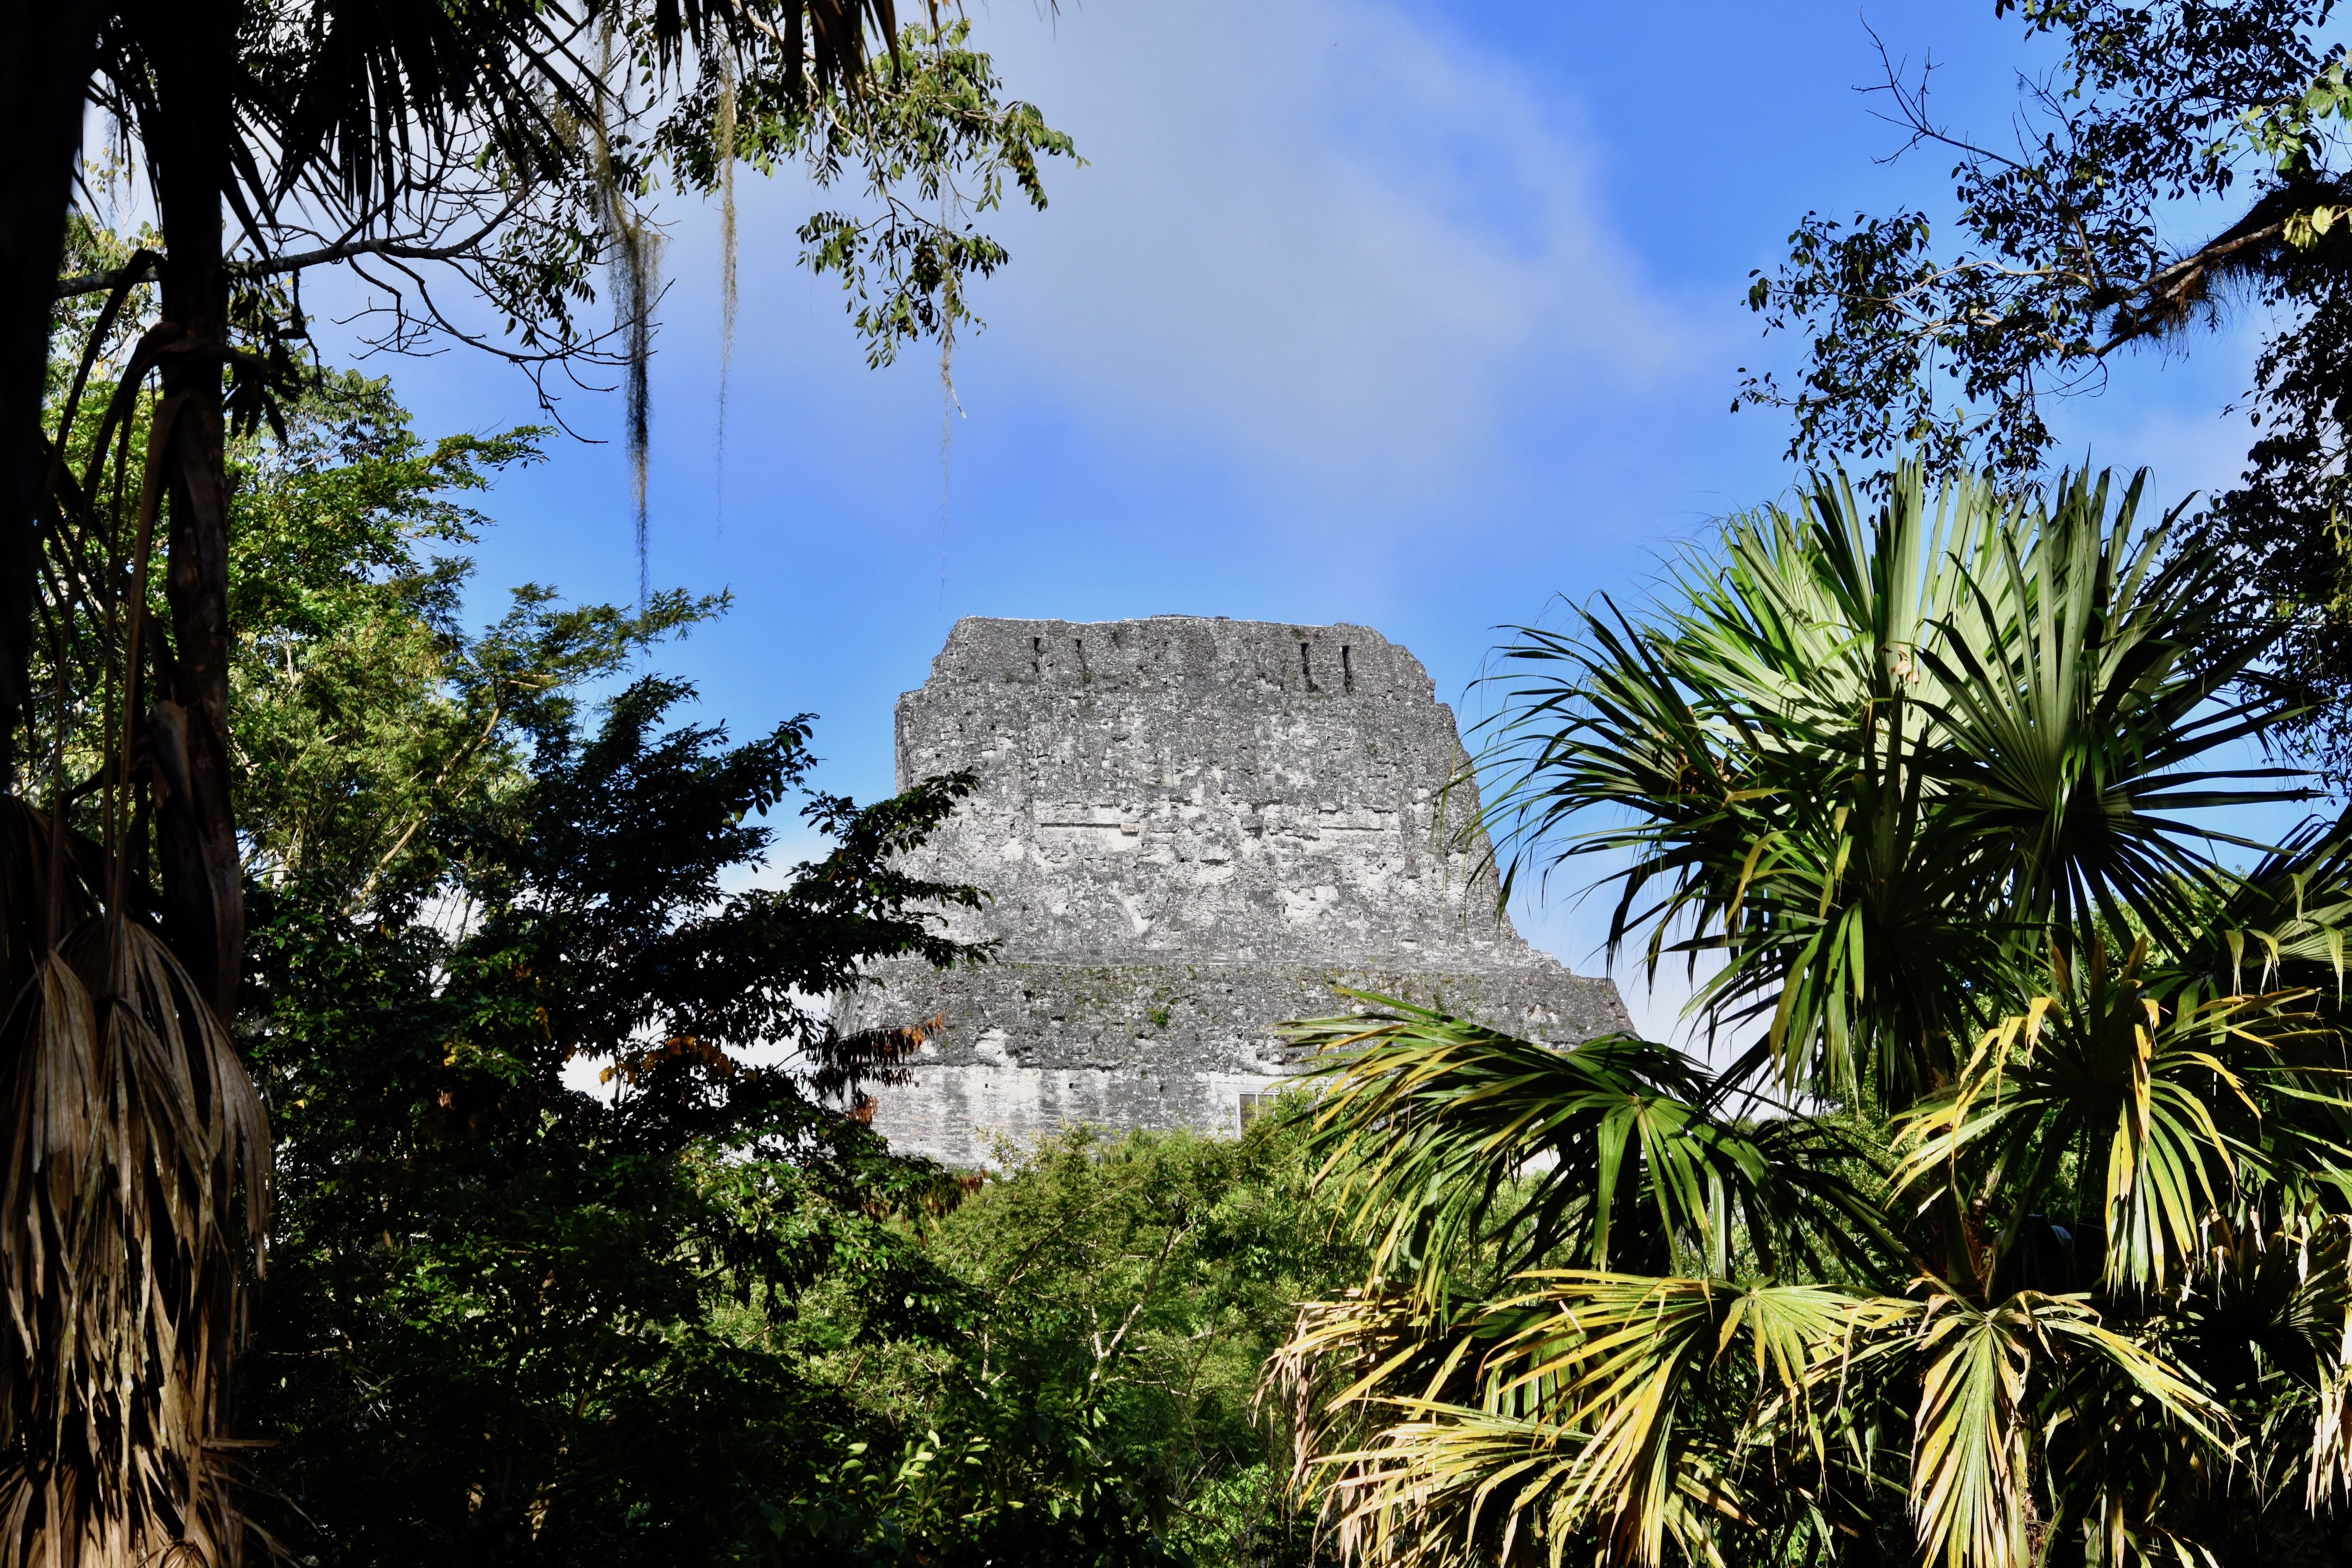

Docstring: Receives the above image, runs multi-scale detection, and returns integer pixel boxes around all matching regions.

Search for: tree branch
[54,202,528,299]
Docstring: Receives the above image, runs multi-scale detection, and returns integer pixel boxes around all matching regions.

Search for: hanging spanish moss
[620,233,657,613]
[714,56,739,534]
[592,24,662,611]
[938,223,961,617]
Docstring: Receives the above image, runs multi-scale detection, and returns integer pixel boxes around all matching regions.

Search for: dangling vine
[714,53,739,534]
[592,21,663,613]
[939,206,961,617]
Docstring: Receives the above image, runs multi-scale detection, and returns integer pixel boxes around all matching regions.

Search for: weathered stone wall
[856,960,1634,1156]
[843,616,1630,1164]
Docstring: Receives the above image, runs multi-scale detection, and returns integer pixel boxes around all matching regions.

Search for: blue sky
[317,0,2279,1034]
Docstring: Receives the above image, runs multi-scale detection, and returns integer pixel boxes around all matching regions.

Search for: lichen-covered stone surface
[841,616,1631,1164]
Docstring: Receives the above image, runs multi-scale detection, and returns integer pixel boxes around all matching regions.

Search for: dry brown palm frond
[0,858,269,1568]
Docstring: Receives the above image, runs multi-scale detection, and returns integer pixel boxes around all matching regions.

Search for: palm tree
[1274,464,2352,1568]
[1,6,960,1563]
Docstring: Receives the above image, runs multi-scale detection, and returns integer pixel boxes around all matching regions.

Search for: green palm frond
[1478,1273,1883,1561]
[1285,1268,2233,1568]
[1893,940,2344,1292]
[2170,815,2352,1000]
[2172,1212,2352,1512]
[1287,995,1895,1301]
[1919,469,2310,954]
[1286,1271,1904,1568]
[1476,462,2308,1105]
[1905,1289,2226,1568]
[1317,1403,1743,1568]
[1281,458,2352,1568]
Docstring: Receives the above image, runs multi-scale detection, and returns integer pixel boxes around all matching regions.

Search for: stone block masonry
[838,615,1632,1164]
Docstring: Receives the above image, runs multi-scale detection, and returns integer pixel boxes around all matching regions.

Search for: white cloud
[965,0,1691,494]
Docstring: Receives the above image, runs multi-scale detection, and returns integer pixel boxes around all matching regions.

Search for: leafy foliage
[1480,463,2308,1107]
[660,19,1079,369]
[71,0,1074,410]
[1274,466,2352,1568]
[779,1121,1359,1566]
[193,379,1350,1566]
[1736,2,2352,764]
[15,0,1071,1549]
[208,382,975,1561]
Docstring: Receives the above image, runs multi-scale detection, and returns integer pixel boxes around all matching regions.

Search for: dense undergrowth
[168,370,1358,1566]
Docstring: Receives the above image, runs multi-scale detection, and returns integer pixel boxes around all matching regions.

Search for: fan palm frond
[1893,940,2343,1292]
[1904,1289,2226,1568]
[2170,814,2352,999]
[1287,996,1895,1303]
[1283,1269,1910,1568]
[1920,469,2310,954]
[1279,458,2352,1568]
[1476,462,2308,1106]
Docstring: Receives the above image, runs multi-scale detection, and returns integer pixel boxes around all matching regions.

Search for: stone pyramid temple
[840,615,1631,1164]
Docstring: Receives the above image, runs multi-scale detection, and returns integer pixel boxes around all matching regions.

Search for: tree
[790,1121,1362,1567]
[16,0,1071,791]
[202,387,1366,1566]
[243,671,987,1563]
[58,0,1067,1018]
[1274,464,2352,1568]
[182,375,984,1562]
[0,0,102,794]
[2,8,1068,1555]
[1738,2,2352,764]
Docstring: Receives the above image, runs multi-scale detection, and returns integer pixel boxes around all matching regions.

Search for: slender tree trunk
[144,0,243,1019]
[0,20,260,1568]
[0,0,103,795]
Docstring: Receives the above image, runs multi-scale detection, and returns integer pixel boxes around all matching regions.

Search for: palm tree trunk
[0,0,103,796]
[145,0,243,1019]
